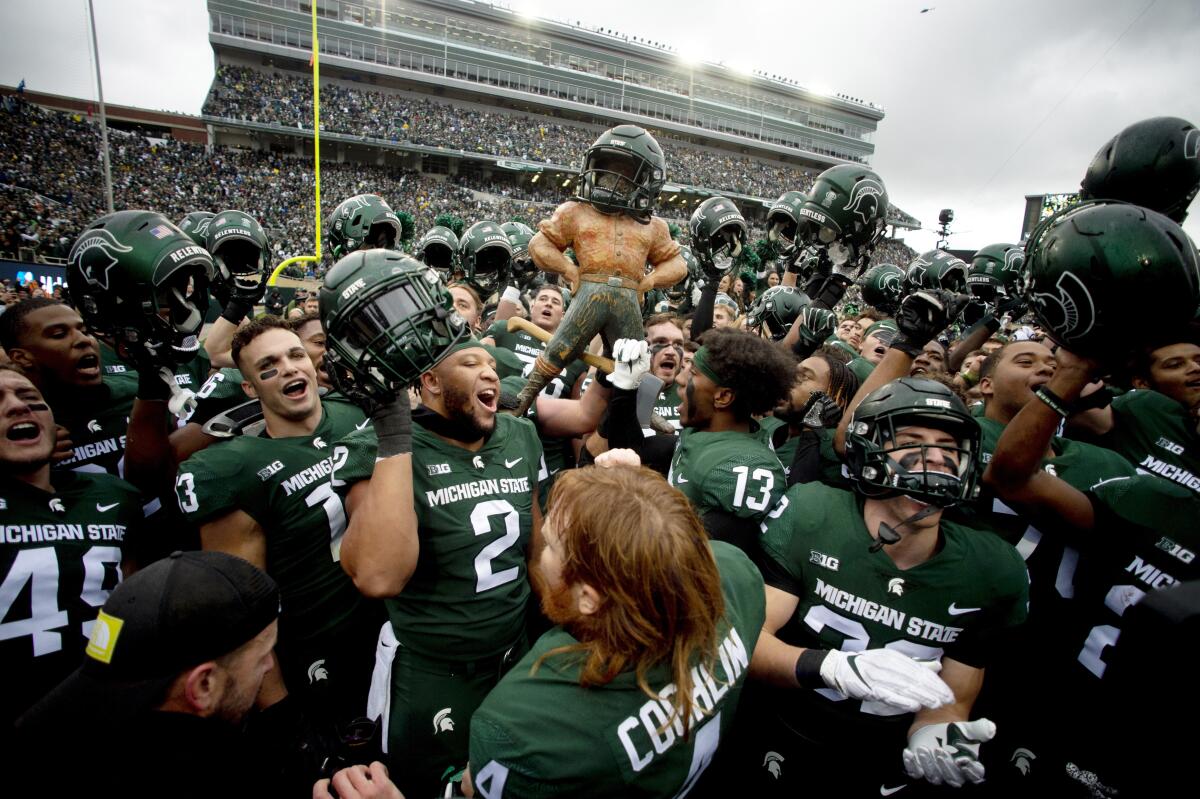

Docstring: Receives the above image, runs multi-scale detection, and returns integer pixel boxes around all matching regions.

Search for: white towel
[366,621,400,754]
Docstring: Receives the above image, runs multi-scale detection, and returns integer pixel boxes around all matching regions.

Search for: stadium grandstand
[0,0,921,273]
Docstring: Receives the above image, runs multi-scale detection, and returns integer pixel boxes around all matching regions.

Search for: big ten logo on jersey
[809,550,840,571]
[1156,436,1185,456]
[257,460,285,481]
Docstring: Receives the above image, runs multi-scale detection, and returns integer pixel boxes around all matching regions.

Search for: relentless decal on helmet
[69,229,133,290]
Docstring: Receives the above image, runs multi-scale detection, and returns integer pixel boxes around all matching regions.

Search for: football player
[465,464,767,798]
[599,328,795,553]
[740,370,1027,794]
[1020,201,1200,495]
[984,344,1200,794]
[174,316,382,742]
[772,349,859,486]
[321,249,601,796]
[0,365,144,728]
[643,313,686,431]
[848,318,899,383]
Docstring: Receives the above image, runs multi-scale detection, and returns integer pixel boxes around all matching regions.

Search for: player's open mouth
[282,379,308,398]
[76,353,100,376]
[911,365,929,376]
[477,387,498,412]
[657,355,677,374]
[873,345,887,357]
[6,421,41,442]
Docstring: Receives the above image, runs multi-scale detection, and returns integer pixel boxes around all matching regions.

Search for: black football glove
[796,306,838,350]
[892,290,966,357]
[801,390,843,429]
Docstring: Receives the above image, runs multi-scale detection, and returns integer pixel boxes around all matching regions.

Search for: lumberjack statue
[512,124,687,415]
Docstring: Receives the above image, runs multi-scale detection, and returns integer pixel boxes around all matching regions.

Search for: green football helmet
[1080,116,1200,223]
[968,243,1024,302]
[688,196,748,275]
[206,209,270,309]
[671,245,702,301]
[1020,199,1200,356]
[67,210,215,364]
[844,377,981,507]
[796,165,889,253]
[575,124,667,223]
[766,191,807,250]
[745,285,811,340]
[177,211,215,249]
[858,263,905,314]
[459,220,513,298]
[903,250,968,294]
[326,194,402,259]
[415,225,460,280]
[320,249,469,407]
[502,221,538,288]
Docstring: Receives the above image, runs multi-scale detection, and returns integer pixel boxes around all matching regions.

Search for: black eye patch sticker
[259,368,279,381]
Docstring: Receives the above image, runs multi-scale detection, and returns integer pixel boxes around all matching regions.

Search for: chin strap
[870,504,941,553]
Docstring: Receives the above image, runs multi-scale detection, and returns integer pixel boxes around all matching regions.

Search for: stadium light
[676,45,701,67]
[561,178,571,188]
[531,173,540,183]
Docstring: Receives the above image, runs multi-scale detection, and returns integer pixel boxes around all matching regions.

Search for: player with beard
[772,349,859,486]
[0,298,137,476]
[0,366,144,729]
[464,464,767,798]
[984,345,1200,795]
[597,328,794,554]
[173,316,381,751]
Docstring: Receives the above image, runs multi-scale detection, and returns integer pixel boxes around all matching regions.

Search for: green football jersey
[469,542,766,799]
[1099,389,1200,494]
[0,471,142,726]
[485,320,588,399]
[51,372,138,477]
[333,413,545,660]
[499,376,564,493]
[174,398,369,646]
[668,427,785,523]
[186,367,250,425]
[758,481,1028,744]
[653,383,681,431]
[753,416,789,452]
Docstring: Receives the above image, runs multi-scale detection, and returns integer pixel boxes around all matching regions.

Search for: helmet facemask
[579,148,660,220]
[846,412,980,507]
[469,243,512,297]
[124,267,209,365]
[212,238,266,307]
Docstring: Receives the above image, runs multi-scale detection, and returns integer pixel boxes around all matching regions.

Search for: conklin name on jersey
[0,471,142,725]
[758,482,1027,741]
[469,542,766,799]
[175,398,368,645]
[332,413,545,660]
[667,427,785,523]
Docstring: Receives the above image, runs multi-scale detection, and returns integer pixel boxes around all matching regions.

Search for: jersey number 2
[472,500,521,593]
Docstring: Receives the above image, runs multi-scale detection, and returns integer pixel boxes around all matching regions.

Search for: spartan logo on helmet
[69,228,133,290]
[433,707,455,734]
[843,179,885,225]
[181,216,212,239]
[1010,748,1036,776]
[1186,128,1200,160]
[1028,271,1097,343]
[1002,247,1025,279]
[763,751,784,779]
[880,270,902,295]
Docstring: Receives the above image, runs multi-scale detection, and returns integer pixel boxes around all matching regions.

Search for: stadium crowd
[3,80,1196,799]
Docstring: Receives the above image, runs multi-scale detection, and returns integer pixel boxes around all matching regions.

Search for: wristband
[137,367,171,402]
[373,391,413,458]
[794,649,830,688]
[1034,386,1072,418]
[501,285,522,305]
[594,368,613,390]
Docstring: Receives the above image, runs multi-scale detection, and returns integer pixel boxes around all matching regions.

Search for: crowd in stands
[0,95,914,273]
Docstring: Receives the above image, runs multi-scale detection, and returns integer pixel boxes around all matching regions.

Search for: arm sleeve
[691,283,717,339]
[538,203,577,250]
[702,509,766,558]
[600,387,678,475]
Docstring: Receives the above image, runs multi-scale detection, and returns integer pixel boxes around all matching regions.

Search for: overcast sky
[3,0,1198,252]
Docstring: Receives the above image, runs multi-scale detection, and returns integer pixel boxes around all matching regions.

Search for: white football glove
[902,719,996,787]
[610,338,651,390]
[819,649,954,713]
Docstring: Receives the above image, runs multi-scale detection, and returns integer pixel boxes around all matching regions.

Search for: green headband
[865,319,899,339]
[691,346,725,386]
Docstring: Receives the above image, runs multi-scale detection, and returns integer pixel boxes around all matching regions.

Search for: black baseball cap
[17,551,279,733]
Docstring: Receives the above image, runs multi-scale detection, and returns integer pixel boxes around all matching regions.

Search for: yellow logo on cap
[85,610,124,664]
